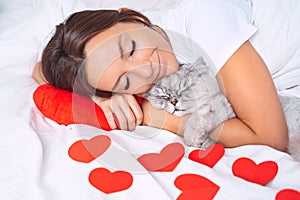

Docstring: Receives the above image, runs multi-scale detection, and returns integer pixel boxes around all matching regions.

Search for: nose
[131,63,153,79]
[129,48,157,79]
[170,97,178,106]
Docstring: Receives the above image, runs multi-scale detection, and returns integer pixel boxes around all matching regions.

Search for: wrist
[163,113,190,137]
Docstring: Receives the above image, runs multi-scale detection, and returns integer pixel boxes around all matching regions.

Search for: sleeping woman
[32,0,300,152]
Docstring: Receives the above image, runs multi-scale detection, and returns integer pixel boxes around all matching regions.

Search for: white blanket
[1,1,300,199]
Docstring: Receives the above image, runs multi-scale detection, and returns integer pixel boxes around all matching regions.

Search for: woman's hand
[141,100,190,136]
[92,94,143,131]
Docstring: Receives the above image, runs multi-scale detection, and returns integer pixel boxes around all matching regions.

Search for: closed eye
[124,76,130,90]
[129,40,136,56]
[113,74,130,91]
[158,95,169,99]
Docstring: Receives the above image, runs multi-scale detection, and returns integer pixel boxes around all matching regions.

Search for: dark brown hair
[41,8,158,97]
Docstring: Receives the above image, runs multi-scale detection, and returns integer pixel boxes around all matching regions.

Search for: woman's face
[84,22,179,95]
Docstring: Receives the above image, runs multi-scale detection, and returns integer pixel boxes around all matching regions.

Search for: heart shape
[232,157,278,185]
[188,144,224,168]
[89,168,133,194]
[276,189,300,200]
[137,142,184,172]
[175,174,220,200]
[68,135,111,163]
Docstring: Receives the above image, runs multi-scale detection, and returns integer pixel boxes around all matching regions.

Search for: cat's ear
[197,56,206,65]
[192,57,210,75]
[180,63,197,77]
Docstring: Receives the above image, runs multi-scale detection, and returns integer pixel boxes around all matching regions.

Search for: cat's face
[145,63,211,117]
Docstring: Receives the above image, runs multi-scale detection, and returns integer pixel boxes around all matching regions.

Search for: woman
[32,0,300,152]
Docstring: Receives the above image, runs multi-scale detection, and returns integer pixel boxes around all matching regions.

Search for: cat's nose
[170,97,178,106]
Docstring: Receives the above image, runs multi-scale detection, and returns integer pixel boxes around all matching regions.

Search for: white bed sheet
[1,1,300,199]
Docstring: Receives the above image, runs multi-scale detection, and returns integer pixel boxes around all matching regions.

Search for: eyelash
[129,40,136,57]
[124,76,130,90]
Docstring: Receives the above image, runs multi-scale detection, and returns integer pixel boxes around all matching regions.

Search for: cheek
[131,84,153,94]
[127,71,155,94]
[161,52,179,75]
[96,64,120,91]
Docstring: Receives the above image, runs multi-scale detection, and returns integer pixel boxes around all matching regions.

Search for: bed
[1,0,300,199]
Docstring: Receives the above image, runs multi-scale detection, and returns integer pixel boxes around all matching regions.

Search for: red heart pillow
[33,84,142,130]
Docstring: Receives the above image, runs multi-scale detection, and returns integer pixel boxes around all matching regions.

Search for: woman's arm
[143,41,288,152]
[142,100,189,136]
[210,41,288,151]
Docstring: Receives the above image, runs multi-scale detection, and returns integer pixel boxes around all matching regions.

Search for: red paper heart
[276,189,300,200]
[68,135,111,163]
[188,144,224,168]
[175,174,220,200]
[89,168,133,194]
[137,143,184,172]
[232,157,278,185]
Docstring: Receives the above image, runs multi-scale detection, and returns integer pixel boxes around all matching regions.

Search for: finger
[113,96,136,131]
[112,113,121,130]
[117,98,137,131]
[122,106,136,131]
[91,95,118,129]
[112,105,129,130]
[101,107,117,130]
[128,96,143,125]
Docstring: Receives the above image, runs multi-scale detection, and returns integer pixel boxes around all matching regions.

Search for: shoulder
[159,0,258,73]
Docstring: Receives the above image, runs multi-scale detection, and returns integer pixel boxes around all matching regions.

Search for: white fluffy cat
[145,57,235,148]
[145,57,300,161]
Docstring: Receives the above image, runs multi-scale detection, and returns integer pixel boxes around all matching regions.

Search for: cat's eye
[160,95,169,99]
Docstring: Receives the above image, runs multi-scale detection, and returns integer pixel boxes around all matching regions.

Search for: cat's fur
[145,57,235,148]
[145,57,300,161]
[279,95,300,161]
